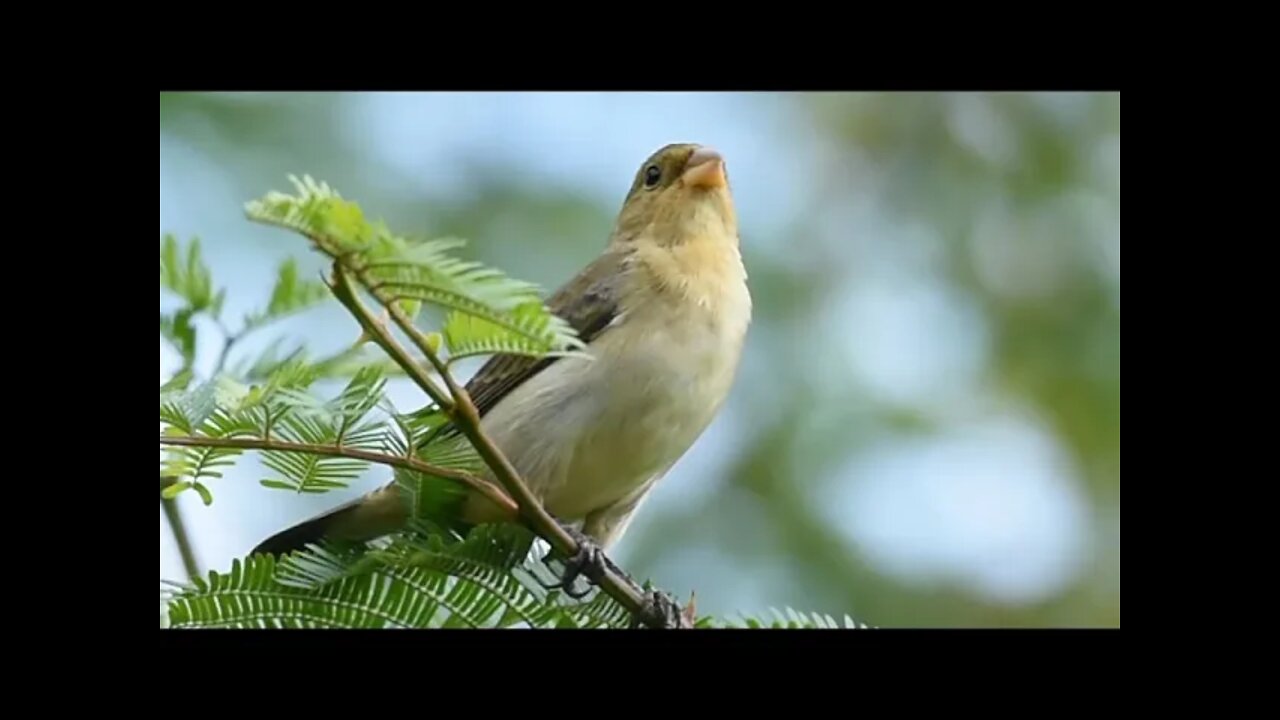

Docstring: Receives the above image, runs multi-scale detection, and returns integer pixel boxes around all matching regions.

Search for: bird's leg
[537,522,609,599]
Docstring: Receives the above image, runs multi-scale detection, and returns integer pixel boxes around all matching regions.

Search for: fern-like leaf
[159,375,218,433]
[259,414,370,494]
[159,308,198,367]
[442,307,588,364]
[167,526,570,629]
[160,234,223,315]
[242,258,330,330]
[243,175,584,359]
[162,512,873,629]
[160,379,260,503]
[166,552,409,629]
[712,608,873,629]
[553,585,634,629]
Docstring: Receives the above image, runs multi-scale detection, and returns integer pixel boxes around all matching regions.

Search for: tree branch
[158,435,520,521]
[325,269,454,413]
[331,264,689,629]
[160,475,201,581]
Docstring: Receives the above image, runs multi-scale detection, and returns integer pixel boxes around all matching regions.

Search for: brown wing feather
[463,248,628,418]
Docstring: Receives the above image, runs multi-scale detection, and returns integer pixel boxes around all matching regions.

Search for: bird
[252,142,752,597]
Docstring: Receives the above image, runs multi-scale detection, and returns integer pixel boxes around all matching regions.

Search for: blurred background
[160,91,1120,628]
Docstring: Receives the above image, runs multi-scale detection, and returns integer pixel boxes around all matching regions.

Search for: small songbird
[253,143,751,587]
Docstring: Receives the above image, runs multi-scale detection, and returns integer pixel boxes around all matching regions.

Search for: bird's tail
[251,484,408,557]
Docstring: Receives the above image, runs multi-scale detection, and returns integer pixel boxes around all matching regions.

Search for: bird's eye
[643,164,662,188]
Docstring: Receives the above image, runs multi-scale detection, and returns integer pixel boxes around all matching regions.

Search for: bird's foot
[630,588,689,629]
[538,524,608,600]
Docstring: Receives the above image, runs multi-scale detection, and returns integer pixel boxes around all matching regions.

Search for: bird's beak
[682,147,727,189]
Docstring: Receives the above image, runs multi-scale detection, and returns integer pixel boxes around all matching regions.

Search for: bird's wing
[463,248,628,418]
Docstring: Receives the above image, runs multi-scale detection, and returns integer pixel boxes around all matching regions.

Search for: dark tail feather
[251,499,362,557]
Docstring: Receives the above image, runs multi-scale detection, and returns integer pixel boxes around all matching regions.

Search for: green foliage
[164,525,634,629]
[711,608,870,629]
[260,367,386,493]
[161,176,868,630]
[161,234,223,316]
[243,175,586,363]
[162,522,862,630]
[160,375,257,504]
[160,235,221,371]
[243,258,329,331]
[158,361,471,504]
[160,231,364,387]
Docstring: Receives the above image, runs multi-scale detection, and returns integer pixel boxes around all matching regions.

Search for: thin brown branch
[158,435,519,520]
[325,268,455,412]
[160,475,201,581]
[336,265,688,629]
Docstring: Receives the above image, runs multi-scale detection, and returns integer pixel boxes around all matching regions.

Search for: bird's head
[610,143,738,248]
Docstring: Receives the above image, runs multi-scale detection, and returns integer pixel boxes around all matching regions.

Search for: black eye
[643,164,662,188]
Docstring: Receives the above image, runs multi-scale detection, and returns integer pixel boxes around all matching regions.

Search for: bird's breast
[478,269,749,522]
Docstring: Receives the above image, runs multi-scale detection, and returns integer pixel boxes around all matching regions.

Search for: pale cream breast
[477,233,751,523]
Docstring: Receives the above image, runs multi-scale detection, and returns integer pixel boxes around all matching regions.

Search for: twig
[160,476,201,581]
[326,269,454,412]
[330,264,688,629]
[160,322,236,585]
[158,435,519,520]
[213,322,243,375]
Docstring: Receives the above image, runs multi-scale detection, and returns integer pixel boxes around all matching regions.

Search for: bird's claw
[631,589,687,629]
[538,524,607,599]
